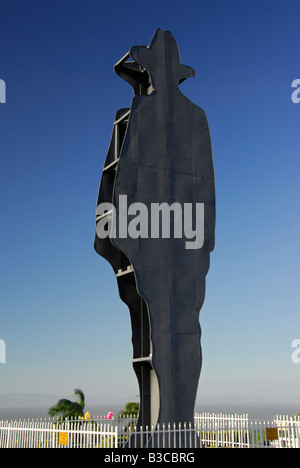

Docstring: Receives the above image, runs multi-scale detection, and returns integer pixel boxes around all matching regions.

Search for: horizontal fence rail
[0,413,299,448]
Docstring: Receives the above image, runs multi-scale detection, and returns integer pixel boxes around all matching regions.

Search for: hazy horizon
[0,392,298,422]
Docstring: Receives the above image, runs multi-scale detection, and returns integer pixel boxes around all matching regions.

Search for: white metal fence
[0,419,118,448]
[194,413,300,448]
[0,413,299,448]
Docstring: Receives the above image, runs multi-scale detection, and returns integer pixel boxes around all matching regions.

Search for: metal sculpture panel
[94,29,215,446]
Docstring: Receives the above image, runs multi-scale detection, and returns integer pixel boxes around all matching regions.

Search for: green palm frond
[72,389,85,409]
[48,389,85,420]
[118,401,139,418]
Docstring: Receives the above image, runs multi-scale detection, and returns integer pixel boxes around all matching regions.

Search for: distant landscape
[0,393,298,422]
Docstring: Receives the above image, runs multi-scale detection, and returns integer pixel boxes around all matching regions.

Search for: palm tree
[48,389,85,420]
[118,401,139,418]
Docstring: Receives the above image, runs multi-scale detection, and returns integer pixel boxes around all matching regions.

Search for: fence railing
[0,413,299,448]
[0,419,118,448]
[121,413,300,449]
[274,415,300,448]
[194,412,252,448]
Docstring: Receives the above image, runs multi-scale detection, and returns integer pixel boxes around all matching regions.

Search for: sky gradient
[0,0,299,414]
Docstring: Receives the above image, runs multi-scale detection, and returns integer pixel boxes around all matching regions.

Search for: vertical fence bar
[6,422,11,448]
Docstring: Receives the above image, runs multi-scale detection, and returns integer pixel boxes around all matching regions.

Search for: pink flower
[97,411,113,420]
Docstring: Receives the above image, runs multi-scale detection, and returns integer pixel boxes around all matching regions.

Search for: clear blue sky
[0,0,299,412]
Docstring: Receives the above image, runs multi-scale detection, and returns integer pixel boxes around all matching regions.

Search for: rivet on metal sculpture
[94,29,215,447]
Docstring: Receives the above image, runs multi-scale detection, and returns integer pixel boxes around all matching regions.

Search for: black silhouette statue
[94,29,215,446]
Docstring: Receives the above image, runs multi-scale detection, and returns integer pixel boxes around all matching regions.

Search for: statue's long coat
[95,29,215,433]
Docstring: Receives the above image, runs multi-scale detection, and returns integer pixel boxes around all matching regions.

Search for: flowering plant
[98,411,113,420]
[79,412,90,421]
